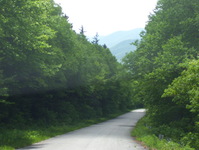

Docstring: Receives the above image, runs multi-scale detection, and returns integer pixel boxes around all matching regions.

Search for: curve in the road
[18,109,147,150]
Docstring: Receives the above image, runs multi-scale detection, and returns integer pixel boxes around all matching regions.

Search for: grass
[131,116,194,150]
[0,112,126,150]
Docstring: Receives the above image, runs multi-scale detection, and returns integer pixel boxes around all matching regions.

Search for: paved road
[18,109,147,150]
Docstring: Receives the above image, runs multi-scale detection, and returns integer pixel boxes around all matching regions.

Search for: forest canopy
[0,0,135,127]
[123,0,199,149]
[0,0,199,149]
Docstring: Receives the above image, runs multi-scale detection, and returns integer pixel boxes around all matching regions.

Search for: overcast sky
[54,0,158,37]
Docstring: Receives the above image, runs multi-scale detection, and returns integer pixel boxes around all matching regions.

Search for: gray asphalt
[18,109,147,150]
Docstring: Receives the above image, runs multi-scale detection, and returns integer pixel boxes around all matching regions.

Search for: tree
[102,44,107,49]
[122,0,199,148]
[0,0,134,129]
[92,33,99,45]
[79,25,86,36]
[162,59,199,148]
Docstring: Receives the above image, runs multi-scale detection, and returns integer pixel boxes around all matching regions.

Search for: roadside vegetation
[0,0,138,149]
[0,0,198,150]
[0,112,128,150]
[124,0,199,149]
[132,116,194,150]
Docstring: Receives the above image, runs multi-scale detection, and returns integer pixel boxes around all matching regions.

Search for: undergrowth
[131,116,194,150]
[0,112,125,150]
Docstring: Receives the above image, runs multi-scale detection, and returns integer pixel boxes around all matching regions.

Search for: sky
[54,0,158,37]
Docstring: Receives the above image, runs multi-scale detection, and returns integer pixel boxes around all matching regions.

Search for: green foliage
[123,0,199,149]
[162,59,199,148]
[132,116,194,150]
[0,111,126,149]
[0,1,134,148]
[163,59,199,114]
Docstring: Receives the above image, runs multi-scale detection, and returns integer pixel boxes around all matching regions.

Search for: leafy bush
[132,116,194,150]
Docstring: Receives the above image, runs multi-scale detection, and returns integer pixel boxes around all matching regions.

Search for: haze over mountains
[110,40,137,61]
[98,28,143,61]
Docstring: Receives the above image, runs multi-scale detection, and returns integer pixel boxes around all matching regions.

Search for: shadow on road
[17,109,146,150]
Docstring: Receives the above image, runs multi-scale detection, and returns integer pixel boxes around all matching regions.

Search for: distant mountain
[110,39,136,61]
[99,28,143,48]
[98,28,143,61]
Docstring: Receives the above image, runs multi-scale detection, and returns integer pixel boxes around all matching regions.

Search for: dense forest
[0,0,136,129]
[0,0,199,149]
[123,0,199,149]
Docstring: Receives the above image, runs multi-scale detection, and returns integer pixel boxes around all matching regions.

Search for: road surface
[18,109,147,150]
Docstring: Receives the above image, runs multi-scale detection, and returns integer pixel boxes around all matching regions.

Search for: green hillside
[98,28,142,61]
[110,40,136,61]
[99,28,142,48]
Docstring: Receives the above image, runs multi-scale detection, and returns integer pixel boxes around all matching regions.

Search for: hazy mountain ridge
[99,28,143,48]
[110,39,136,61]
[98,28,143,61]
